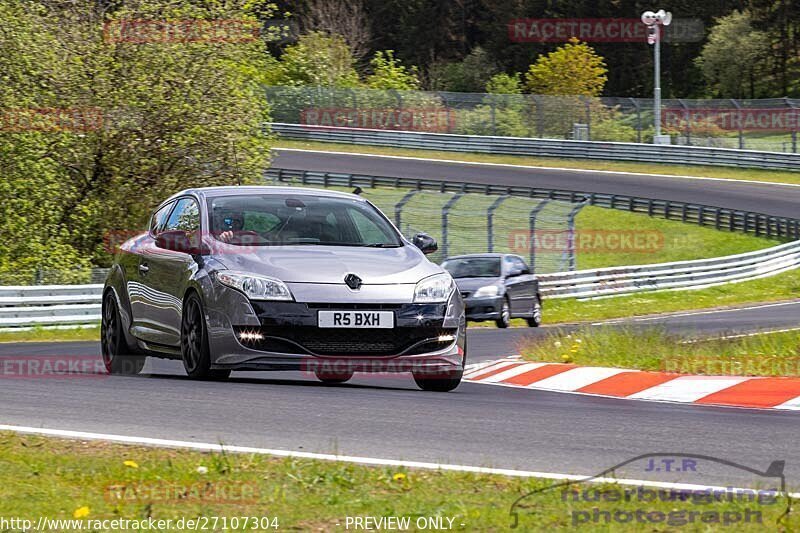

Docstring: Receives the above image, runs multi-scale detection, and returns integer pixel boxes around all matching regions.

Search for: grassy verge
[273,139,800,186]
[0,432,794,530]
[519,327,800,377]
[544,267,800,324]
[573,206,779,269]
[0,326,99,343]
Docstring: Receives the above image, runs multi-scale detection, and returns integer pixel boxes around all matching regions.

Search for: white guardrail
[2,240,800,328]
[270,123,800,171]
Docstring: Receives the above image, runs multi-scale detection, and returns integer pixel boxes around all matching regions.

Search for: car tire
[495,297,511,329]
[413,336,465,392]
[315,370,354,384]
[181,292,231,381]
[526,296,543,327]
[101,291,146,375]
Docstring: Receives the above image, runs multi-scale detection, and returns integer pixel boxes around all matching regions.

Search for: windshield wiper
[363,243,401,248]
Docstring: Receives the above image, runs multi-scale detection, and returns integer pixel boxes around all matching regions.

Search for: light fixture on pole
[641,9,672,145]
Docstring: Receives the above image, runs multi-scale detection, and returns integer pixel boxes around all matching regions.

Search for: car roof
[165,185,366,204]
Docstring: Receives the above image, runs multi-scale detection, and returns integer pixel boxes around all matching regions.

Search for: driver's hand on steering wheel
[218,230,234,243]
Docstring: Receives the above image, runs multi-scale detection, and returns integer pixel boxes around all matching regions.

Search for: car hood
[452,277,502,291]
[212,244,442,284]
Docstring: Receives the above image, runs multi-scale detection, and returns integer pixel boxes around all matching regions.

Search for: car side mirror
[507,267,523,277]
[155,230,199,254]
[412,233,438,255]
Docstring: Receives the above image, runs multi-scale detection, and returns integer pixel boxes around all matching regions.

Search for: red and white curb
[464,357,800,410]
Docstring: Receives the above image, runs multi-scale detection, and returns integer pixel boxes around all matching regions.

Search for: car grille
[235,326,457,356]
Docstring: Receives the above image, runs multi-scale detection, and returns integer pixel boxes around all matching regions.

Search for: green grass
[273,139,800,185]
[0,432,795,530]
[545,267,800,324]
[573,206,779,269]
[519,327,800,378]
[0,326,99,344]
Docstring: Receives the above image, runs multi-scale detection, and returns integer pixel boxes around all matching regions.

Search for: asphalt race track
[2,151,800,490]
[272,148,800,218]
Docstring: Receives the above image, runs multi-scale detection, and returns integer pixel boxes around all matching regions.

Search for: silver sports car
[102,186,466,391]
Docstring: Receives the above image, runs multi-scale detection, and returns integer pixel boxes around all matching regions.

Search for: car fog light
[238,330,264,342]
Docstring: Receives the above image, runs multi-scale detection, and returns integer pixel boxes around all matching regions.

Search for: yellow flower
[123,460,139,469]
[73,506,90,518]
[392,472,407,482]
[561,354,573,363]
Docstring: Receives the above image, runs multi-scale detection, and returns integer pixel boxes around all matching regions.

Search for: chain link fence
[270,179,587,274]
[266,86,800,153]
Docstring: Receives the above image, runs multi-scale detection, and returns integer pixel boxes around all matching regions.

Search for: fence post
[394,190,418,230]
[487,196,509,253]
[731,98,744,149]
[631,97,642,143]
[441,193,464,257]
[528,200,551,272]
[564,200,588,271]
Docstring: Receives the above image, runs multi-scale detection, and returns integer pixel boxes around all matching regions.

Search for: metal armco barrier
[270,123,800,171]
[3,240,800,328]
[265,168,800,240]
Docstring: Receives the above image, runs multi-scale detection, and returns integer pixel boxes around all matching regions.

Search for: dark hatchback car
[101,186,466,392]
[441,254,541,328]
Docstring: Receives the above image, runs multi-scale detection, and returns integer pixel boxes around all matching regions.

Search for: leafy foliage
[524,38,607,96]
[365,51,420,90]
[0,0,273,277]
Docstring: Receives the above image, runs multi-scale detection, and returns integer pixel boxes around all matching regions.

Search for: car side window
[164,198,200,233]
[511,256,529,273]
[150,202,174,235]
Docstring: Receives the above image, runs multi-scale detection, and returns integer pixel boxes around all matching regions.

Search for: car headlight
[214,271,293,301]
[413,273,455,303]
[473,285,499,298]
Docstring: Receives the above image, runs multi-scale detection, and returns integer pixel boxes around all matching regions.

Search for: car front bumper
[462,295,504,321]
[203,284,466,373]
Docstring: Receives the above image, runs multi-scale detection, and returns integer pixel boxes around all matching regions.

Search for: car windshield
[442,258,501,278]
[207,194,403,247]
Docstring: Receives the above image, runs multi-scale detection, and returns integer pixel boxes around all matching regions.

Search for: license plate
[318,310,394,329]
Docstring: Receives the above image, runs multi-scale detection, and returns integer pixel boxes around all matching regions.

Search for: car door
[502,255,528,316]
[135,197,201,347]
[126,201,175,339]
[510,255,537,311]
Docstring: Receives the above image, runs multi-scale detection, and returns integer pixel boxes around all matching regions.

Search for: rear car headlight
[413,273,455,303]
[214,271,293,301]
[473,285,499,298]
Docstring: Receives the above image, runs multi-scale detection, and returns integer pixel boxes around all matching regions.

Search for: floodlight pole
[653,24,661,138]
[642,9,672,144]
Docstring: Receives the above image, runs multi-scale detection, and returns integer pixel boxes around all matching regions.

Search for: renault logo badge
[344,273,362,290]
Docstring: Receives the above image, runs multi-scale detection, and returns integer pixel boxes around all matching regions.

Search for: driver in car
[214,210,246,244]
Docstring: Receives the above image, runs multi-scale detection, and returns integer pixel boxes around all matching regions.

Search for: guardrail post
[487,196,509,253]
[441,193,464,257]
[528,200,551,272]
[394,190,418,231]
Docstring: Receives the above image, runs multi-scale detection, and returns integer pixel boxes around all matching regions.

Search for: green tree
[0,0,273,277]
[485,72,522,94]
[365,50,420,90]
[429,46,497,92]
[524,38,608,96]
[695,10,771,98]
[266,31,360,87]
